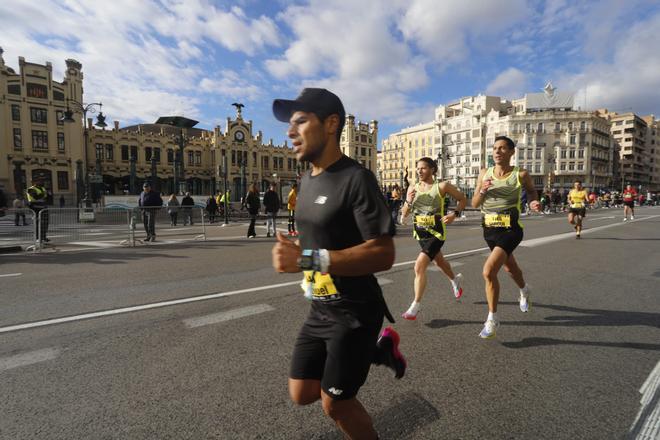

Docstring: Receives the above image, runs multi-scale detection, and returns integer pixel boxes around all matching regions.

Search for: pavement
[0,206,659,439]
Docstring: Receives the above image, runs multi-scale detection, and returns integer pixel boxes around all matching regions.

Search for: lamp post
[61,100,107,206]
[240,158,247,202]
[150,156,158,191]
[221,155,229,225]
[129,155,137,194]
[155,116,199,195]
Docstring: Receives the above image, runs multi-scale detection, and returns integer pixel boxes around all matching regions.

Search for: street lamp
[61,100,107,205]
[155,116,199,195]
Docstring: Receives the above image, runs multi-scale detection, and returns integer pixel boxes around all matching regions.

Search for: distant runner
[567,180,589,238]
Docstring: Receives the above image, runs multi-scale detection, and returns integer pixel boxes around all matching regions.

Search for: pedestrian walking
[181,192,194,225]
[26,177,49,243]
[206,194,218,224]
[244,184,260,238]
[13,194,27,226]
[287,183,298,236]
[167,194,180,226]
[272,87,406,439]
[138,182,163,242]
[263,183,280,237]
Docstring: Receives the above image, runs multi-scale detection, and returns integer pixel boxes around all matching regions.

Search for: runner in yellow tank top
[472,136,541,339]
[399,157,467,320]
[567,180,589,238]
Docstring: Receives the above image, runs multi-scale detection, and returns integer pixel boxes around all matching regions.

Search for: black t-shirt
[297,155,394,327]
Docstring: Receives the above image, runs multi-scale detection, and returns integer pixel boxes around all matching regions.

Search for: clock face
[234,131,245,142]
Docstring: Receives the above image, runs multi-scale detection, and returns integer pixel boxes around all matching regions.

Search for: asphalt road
[1,207,659,439]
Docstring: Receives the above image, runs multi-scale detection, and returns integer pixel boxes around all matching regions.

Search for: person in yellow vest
[472,136,540,339]
[567,180,589,238]
[26,177,49,243]
[287,183,298,237]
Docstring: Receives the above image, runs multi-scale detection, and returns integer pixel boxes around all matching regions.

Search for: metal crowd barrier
[27,207,206,251]
[0,208,37,248]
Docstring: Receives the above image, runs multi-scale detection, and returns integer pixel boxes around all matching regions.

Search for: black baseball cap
[143,182,151,188]
[273,88,345,123]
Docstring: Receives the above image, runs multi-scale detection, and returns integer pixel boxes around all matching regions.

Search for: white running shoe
[479,319,499,339]
[451,273,463,300]
[623,218,628,221]
[519,291,530,313]
[631,215,635,220]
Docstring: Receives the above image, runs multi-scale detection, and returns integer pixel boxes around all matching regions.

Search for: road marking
[68,241,118,248]
[0,348,60,372]
[184,304,274,328]
[377,277,393,286]
[0,280,300,334]
[628,360,660,439]
[431,262,463,271]
[521,215,660,247]
[2,215,657,333]
[0,273,22,278]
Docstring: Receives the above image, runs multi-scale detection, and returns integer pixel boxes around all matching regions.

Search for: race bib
[415,215,436,227]
[484,213,511,228]
[571,202,584,208]
[301,271,340,301]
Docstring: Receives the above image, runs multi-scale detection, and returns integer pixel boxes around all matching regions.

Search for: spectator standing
[245,183,260,238]
[13,194,27,226]
[26,178,49,242]
[287,183,298,236]
[167,194,180,226]
[391,184,402,225]
[181,192,194,225]
[138,182,163,241]
[263,184,280,238]
[206,194,218,223]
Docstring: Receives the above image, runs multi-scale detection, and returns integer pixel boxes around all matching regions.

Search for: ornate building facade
[1,53,378,203]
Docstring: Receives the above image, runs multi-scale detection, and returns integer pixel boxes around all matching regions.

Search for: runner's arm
[400,185,416,219]
[328,235,395,276]
[471,169,487,208]
[440,181,467,213]
[520,170,540,211]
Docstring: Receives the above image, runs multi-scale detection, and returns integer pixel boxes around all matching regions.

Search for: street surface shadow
[299,392,440,440]
[469,301,660,329]
[501,337,660,351]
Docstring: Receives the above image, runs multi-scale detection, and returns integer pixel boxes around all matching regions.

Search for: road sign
[89,174,103,183]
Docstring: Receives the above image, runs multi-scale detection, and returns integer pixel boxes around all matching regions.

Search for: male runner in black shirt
[272,88,406,439]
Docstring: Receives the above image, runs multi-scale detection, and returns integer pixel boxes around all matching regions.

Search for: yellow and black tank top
[411,180,446,241]
[568,189,587,208]
[481,166,523,229]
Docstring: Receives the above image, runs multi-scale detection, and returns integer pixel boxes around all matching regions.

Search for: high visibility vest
[26,185,47,205]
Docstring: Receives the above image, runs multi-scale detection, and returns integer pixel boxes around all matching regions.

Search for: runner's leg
[413,252,431,303]
[503,253,525,289]
[288,378,321,405]
[321,392,378,440]
[482,247,509,313]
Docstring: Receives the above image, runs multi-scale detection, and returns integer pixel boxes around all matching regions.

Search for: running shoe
[519,291,530,312]
[479,319,499,339]
[631,215,635,220]
[376,327,407,379]
[451,273,464,300]
[623,218,627,221]
[401,310,418,320]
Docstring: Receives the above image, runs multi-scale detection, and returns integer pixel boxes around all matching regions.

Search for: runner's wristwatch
[297,249,330,273]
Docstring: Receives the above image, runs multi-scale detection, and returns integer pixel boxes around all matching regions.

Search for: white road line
[0,273,22,278]
[377,277,393,286]
[0,348,60,372]
[2,215,657,333]
[68,241,118,248]
[628,360,660,439]
[431,262,463,271]
[0,280,300,334]
[184,304,274,328]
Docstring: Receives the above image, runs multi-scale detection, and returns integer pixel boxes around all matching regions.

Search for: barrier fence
[0,208,37,249]
[27,207,206,251]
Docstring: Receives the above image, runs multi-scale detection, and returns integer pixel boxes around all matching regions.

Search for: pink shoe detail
[402,311,418,320]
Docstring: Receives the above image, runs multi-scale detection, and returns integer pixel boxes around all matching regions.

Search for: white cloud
[557,12,660,115]
[0,0,282,127]
[486,67,529,99]
[199,69,262,101]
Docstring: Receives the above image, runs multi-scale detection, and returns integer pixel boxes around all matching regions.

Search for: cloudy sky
[2,0,659,144]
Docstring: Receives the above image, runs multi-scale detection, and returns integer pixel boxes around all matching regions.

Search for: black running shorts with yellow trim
[417,237,444,260]
[483,227,523,256]
[569,207,586,217]
[290,313,383,400]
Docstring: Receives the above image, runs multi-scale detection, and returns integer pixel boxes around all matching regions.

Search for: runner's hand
[273,232,302,273]
[406,189,416,204]
[481,178,493,193]
[442,213,456,225]
[529,200,541,212]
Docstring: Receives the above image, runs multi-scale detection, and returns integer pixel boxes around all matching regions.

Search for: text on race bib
[484,213,511,228]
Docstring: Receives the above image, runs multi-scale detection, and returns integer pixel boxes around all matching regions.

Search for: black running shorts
[624,201,634,208]
[569,207,586,217]
[483,227,524,256]
[290,315,383,400]
[417,237,445,260]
